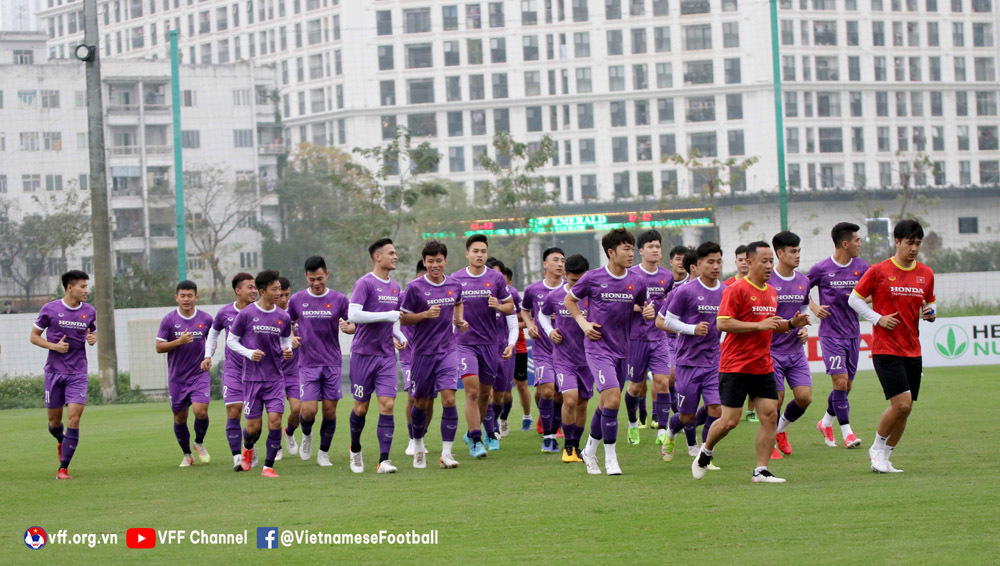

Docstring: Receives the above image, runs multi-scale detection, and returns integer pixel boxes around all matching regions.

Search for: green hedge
[0,372,148,410]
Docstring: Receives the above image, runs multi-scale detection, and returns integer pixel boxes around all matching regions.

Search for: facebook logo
[256,527,279,549]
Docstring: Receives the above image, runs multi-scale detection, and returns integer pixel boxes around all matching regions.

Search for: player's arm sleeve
[716,287,736,319]
[347,303,400,324]
[663,310,698,335]
[88,312,97,333]
[392,320,407,343]
[807,264,821,289]
[925,272,936,305]
[33,308,50,331]
[280,336,293,350]
[568,274,590,301]
[848,292,882,325]
[226,330,256,360]
[506,314,518,346]
[537,310,555,336]
[156,317,170,342]
[205,327,220,357]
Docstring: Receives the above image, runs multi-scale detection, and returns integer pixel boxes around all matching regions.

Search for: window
[522,0,538,24]
[489,2,505,27]
[633,64,648,89]
[612,137,629,162]
[492,74,508,98]
[45,174,64,191]
[523,35,539,60]
[817,92,841,117]
[852,127,865,152]
[525,106,543,132]
[687,96,716,122]
[447,111,464,137]
[654,0,670,14]
[654,26,671,52]
[723,22,739,48]
[635,100,650,125]
[607,30,624,55]
[490,37,506,63]
[781,20,794,45]
[684,60,713,85]
[955,57,967,81]
[578,103,595,128]
[614,172,631,197]
[819,128,843,152]
[381,115,397,140]
[689,132,718,157]
[467,4,482,28]
[727,94,743,119]
[407,113,437,137]
[378,45,393,70]
[658,98,675,123]
[684,24,712,50]
[23,174,41,193]
[609,65,626,91]
[980,161,999,184]
[574,32,590,57]
[632,28,647,54]
[404,8,431,33]
[979,126,998,150]
[953,22,964,46]
[20,132,39,151]
[406,44,432,68]
[376,10,392,35]
[727,130,745,156]
[408,79,435,104]
[975,58,996,81]
[660,133,677,156]
[380,80,396,106]
[661,170,678,196]
[467,39,483,64]
[609,101,627,127]
[573,0,589,21]
[521,71,540,96]
[442,5,459,29]
[786,128,800,153]
[785,92,798,117]
[41,90,60,109]
[958,217,979,234]
[681,0,711,14]
[43,132,62,150]
[815,56,838,80]
[637,136,652,161]
[573,68,592,94]
[724,58,741,84]
[469,75,485,100]
[580,139,596,163]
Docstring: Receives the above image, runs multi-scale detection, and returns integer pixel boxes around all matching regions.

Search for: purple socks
[61,427,79,469]
[300,416,315,436]
[441,406,458,443]
[655,393,671,429]
[624,392,639,423]
[539,398,555,435]
[501,401,513,420]
[483,404,497,438]
[193,417,209,444]
[319,418,336,452]
[553,402,563,433]
[349,411,365,452]
[264,428,281,467]
[589,408,603,441]
[411,406,427,440]
[831,389,850,424]
[226,418,242,455]
[703,414,718,444]
[601,407,619,445]
[783,399,807,424]
[377,413,394,460]
[49,423,64,443]
[174,422,191,454]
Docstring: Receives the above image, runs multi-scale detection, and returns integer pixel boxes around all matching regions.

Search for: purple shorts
[627,339,671,383]
[221,371,243,405]
[494,347,515,392]
[349,353,399,402]
[674,365,721,414]
[44,372,88,409]
[555,362,595,400]
[586,352,626,393]
[456,344,500,387]
[242,380,285,419]
[533,355,556,386]
[284,374,300,400]
[299,365,343,402]
[773,350,813,392]
[820,336,860,380]
[168,377,211,414]
[410,353,459,399]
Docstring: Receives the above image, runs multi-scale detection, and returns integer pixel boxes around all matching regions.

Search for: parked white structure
[0,32,282,300]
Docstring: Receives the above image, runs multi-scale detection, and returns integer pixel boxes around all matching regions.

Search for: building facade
[0,32,281,300]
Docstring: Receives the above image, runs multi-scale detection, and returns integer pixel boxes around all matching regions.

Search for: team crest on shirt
[626,284,634,291]
[393,288,398,294]
[659,279,666,285]
[888,276,896,281]
[751,296,757,301]
[197,323,205,328]
[303,302,308,307]
[81,314,88,319]
[917,276,926,284]
[325,303,332,309]
[446,290,454,296]
[253,318,260,322]
[600,283,608,288]
[797,285,804,290]
[276,320,283,326]
[424,291,431,296]
[698,296,705,301]
[58,313,64,317]
[485,282,492,288]
[175,324,181,328]
[853,270,860,276]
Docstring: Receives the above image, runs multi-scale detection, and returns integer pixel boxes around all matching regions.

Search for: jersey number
[222,385,228,399]
[460,358,468,372]
[242,401,251,416]
[597,369,605,385]
[828,355,844,370]
[353,384,365,398]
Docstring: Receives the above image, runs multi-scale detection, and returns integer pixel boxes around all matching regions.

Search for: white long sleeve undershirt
[347,303,401,324]
[848,292,883,325]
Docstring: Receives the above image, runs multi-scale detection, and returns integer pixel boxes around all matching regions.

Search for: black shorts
[719,372,779,408]
[872,355,922,401]
[514,352,528,381]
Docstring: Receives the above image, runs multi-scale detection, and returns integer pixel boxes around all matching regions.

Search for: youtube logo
[126,528,156,549]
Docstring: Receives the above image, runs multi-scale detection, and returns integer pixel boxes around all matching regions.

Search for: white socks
[776,416,791,434]
[840,423,854,437]
[583,436,598,457]
[441,441,453,457]
[821,412,835,428]
[872,433,888,452]
[604,442,617,459]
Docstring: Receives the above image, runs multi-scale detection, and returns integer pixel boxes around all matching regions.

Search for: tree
[663,150,759,241]
[472,132,559,283]
[33,187,92,276]
[183,165,262,301]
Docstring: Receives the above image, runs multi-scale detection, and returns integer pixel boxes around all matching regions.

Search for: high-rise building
[0,31,281,299]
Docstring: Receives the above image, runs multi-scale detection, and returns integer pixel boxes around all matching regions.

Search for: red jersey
[723,275,740,287]
[516,329,527,354]
[718,278,778,374]
[852,258,935,357]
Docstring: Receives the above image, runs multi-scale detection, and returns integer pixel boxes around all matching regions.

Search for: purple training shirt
[287,288,350,368]
[568,266,647,359]
[350,272,402,357]
[230,302,292,382]
[400,274,463,356]
[451,267,511,346]
[157,308,214,385]
[768,269,811,355]
[34,299,97,376]
[807,256,870,339]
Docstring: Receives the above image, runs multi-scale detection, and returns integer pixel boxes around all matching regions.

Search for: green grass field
[3,365,999,565]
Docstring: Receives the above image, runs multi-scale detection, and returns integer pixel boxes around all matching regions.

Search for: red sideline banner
[807,316,1000,373]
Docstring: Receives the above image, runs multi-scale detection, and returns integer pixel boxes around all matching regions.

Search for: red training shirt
[852,258,935,358]
[718,278,779,374]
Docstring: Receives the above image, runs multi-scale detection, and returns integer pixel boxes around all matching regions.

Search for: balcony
[110,145,141,156]
[258,144,287,156]
[107,104,139,113]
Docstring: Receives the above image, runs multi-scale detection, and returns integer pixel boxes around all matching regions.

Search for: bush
[0,372,148,410]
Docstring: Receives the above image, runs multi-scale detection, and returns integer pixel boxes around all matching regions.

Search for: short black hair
[304,255,327,273]
[601,228,635,258]
[683,250,699,274]
[831,222,860,247]
[542,247,565,262]
[278,276,291,291]
[486,257,504,270]
[669,245,688,259]
[368,238,393,259]
[61,270,89,291]
[565,254,590,274]
[416,260,427,274]
[255,270,281,292]
[500,266,513,280]
[772,230,801,251]
[734,244,748,257]
[176,280,198,294]
[893,219,924,241]
[232,272,253,290]
[636,230,662,249]
[696,241,722,260]
[745,241,771,258]
[422,240,448,259]
[465,234,488,250]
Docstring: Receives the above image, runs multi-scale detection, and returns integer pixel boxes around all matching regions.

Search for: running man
[521,247,566,453]
[849,219,935,474]
[287,256,356,467]
[452,235,515,456]
[400,240,468,469]
[205,272,257,471]
[31,270,98,480]
[808,222,869,449]
[274,277,301,462]
[539,254,592,463]
[491,264,522,439]
[692,241,810,483]
[659,243,725,464]
[768,232,814,458]
[155,280,214,467]
[725,244,759,424]
[346,238,408,474]
[403,261,428,457]
[227,270,294,478]
[624,230,672,446]
[566,229,651,475]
